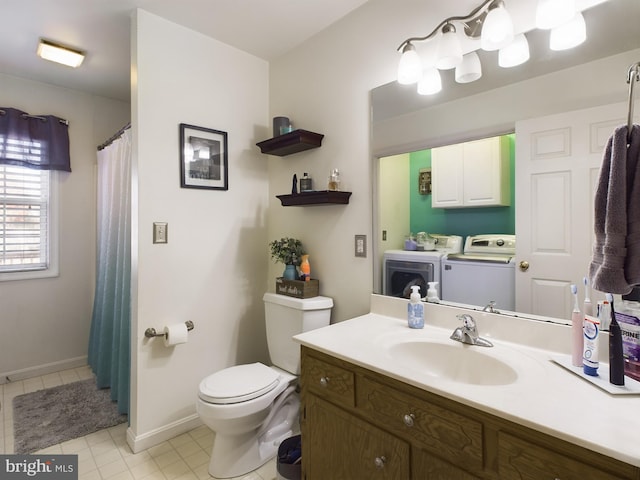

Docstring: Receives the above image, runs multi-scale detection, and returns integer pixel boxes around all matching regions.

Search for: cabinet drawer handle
[374,456,386,469]
[403,413,415,427]
[319,376,330,387]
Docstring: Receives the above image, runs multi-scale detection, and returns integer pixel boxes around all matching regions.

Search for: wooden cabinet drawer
[304,393,410,479]
[301,352,355,407]
[357,375,483,472]
[498,432,633,480]
[413,447,481,479]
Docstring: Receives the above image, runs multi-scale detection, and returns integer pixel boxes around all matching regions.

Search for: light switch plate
[355,234,366,258]
[153,222,168,244]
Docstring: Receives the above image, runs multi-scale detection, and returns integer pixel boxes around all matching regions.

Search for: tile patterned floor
[0,367,277,480]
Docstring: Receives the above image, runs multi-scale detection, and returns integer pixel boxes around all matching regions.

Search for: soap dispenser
[426,282,440,303]
[408,285,424,329]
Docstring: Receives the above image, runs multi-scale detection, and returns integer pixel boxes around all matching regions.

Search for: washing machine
[440,234,516,311]
[383,234,462,299]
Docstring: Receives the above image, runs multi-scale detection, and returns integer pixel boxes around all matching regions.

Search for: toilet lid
[198,362,281,404]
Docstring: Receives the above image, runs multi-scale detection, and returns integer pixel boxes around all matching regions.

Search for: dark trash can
[276,434,302,480]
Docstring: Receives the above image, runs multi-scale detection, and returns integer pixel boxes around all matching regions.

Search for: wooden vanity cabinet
[300,346,640,480]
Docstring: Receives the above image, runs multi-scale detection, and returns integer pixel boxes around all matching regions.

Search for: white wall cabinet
[431,135,510,208]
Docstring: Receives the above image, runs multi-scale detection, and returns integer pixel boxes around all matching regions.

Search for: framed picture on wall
[179,123,228,190]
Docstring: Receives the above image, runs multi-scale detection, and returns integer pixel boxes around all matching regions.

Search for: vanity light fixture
[435,23,463,70]
[549,11,587,51]
[536,0,577,30]
[455,52,482,84]
[498,33,530,68]
[37,39,85,68]
[480,0,514,52]
[396,0,589,96]
[417,67,442,95]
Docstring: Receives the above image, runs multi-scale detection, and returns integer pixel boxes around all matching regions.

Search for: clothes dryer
[383,234,462,299]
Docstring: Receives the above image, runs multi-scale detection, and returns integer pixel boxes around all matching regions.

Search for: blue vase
[283,264,298,280]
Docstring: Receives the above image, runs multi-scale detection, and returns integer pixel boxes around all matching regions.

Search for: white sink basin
[386,340,519,386]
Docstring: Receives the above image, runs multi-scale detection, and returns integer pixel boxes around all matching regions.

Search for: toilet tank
[263,293,333,374]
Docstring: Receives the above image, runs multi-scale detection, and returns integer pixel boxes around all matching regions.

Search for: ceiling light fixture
[396,0,588,96]
[37,39,85,68]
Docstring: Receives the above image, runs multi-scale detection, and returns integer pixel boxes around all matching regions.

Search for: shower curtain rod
[97,122,131,151]
[627,61,640,143]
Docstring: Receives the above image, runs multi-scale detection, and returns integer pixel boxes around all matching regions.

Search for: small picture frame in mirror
[418,168,431,195]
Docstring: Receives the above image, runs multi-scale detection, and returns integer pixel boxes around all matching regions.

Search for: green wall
[409,134,515,238]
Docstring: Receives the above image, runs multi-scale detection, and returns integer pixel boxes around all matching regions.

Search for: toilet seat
[199,363,281,404]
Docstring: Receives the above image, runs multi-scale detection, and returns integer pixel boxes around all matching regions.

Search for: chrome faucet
[482,300,500,314]
[450,314,493,347]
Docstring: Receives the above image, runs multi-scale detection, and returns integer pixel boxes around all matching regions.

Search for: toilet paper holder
[145,320,194,339]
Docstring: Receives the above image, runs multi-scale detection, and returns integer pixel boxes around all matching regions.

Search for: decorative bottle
[300,255,311,282]
[328,168,340,191]
[300,173,313,192]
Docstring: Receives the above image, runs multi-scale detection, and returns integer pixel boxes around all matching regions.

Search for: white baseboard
[126,414,204,453]
[0,356,88,384]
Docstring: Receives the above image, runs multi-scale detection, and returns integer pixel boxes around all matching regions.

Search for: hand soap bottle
[408,285,424,329]
[426,282,440,303]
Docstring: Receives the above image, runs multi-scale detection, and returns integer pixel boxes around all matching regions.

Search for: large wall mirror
[371,0,640,324]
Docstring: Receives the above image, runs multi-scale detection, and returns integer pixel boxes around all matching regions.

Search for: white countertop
[294,294,640,467]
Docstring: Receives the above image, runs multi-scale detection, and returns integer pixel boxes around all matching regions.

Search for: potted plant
[269,237,305,280]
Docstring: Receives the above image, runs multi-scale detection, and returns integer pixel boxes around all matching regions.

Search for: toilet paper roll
[163,323,188,347]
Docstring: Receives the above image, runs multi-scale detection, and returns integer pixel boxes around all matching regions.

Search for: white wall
[0,73,129,381]
[268,0,640,322]
[129,10,270,450]
[266,0,403,323]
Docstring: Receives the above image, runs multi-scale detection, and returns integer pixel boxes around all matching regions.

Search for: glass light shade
[417,67,442,95]
[37,40,85,67]
[481,4,514,51]
[550,12,586,51]
[455,52,482,83]
[435,26,463,70]
[498,34,530,68]
[536,0,576,30]
[397,44,422,84]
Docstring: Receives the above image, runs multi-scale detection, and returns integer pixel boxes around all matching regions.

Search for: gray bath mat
[12,379,127,453]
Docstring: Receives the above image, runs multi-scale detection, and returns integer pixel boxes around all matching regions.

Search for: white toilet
[196,292,333,479]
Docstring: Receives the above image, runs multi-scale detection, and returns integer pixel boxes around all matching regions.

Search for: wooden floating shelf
[276,191,352,206]
[256,129,324,156]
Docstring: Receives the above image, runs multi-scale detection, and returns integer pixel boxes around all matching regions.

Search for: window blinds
[0,164,49,271]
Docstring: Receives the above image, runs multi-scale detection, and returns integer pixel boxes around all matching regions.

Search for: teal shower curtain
[88,127,131,415]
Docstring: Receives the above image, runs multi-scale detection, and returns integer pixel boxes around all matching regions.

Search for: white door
[515,102,629,320]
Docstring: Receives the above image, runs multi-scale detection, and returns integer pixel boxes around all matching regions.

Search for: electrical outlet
[153,222,168,244]
[355,234,367,258]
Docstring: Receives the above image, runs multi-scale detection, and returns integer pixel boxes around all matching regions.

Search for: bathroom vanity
[295,295,640,479]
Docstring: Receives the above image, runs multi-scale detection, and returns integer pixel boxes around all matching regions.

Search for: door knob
[519,260,530,272]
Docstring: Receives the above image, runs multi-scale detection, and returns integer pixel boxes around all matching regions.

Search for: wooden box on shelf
[276,277,319,298]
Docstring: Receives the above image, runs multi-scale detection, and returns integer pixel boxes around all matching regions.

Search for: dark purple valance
[0,107,71,172]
